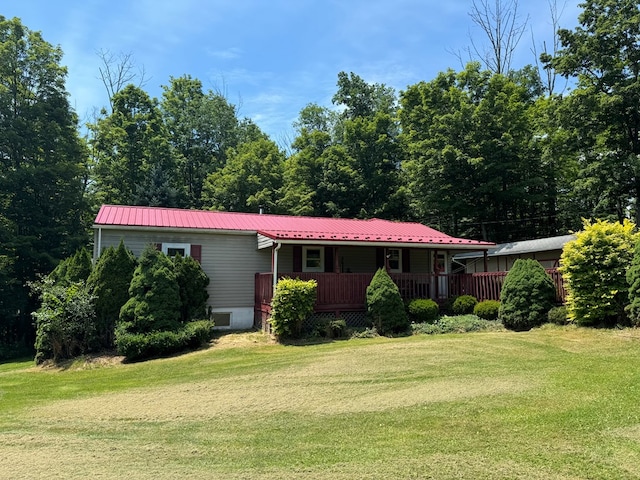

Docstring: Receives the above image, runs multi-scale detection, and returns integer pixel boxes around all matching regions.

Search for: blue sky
[5,1,581,143]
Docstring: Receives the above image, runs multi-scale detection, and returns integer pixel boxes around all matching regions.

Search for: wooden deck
[255,269,566,326]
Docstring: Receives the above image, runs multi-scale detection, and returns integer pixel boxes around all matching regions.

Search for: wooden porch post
[484,250,488,272]
[334,246,340,273]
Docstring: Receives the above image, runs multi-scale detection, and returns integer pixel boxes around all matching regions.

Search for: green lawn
[3,327,640,479]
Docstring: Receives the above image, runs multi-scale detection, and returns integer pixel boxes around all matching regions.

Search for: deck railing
[255,269,566,315]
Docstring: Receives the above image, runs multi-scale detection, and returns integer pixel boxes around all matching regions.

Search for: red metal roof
[94,205,493,247]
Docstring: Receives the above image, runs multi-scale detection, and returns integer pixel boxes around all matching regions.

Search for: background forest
[1,0,639,356]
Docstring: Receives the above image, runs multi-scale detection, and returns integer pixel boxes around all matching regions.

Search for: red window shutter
[376,247,385,270]
[402,248,411,273]
[191,244,202,263]
[293,246,302,272]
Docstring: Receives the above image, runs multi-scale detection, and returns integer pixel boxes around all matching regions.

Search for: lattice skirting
[303,311,370,331]
[256,307,371,334]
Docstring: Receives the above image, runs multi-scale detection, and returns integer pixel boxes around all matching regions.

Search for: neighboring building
[93,205,494,330]
[452,234,576,274]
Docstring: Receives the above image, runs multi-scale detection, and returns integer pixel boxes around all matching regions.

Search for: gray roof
[453,234,576,260]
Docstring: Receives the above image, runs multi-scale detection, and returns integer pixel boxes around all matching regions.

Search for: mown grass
[3,326,640,479]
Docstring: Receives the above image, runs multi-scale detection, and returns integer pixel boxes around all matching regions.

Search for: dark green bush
[173,254,210,323]
[473,300,500,320]
[115,320,215,361]
[366,268,408,335]
[441,296,458,314]
[119,245,181,334]
[499,259,556,331]
[547,306,569,325]
[87,241,137,348]
[408,298,439,323]
[452,295,478,315]
[49,247,93,285]
[327,319,347,338]
[270,277,317,338]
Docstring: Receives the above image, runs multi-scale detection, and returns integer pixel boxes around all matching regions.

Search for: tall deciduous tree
[161,75,243,207]
[202,137,285,213]
[548,0,640,223]
[468,0,529,74]
[400,63,555,241]
[0,16,88,352]
[90,85,181,207]
[283,72,406,219]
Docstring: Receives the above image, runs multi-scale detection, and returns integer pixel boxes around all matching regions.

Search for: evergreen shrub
[408,298,439,323]
[270,277,317,338]
[49,247,93,285]
[118,245,181,334]
[87,241,137,347]
[547,306,569,325]
[365,268,408,334]
[173,254,210,322]
[452,295,478,315]
[499,259,555,331]
[115,320,215,361]
[473,300,500,320]
[561,219,638,326]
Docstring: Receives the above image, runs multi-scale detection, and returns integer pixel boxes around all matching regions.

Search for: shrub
[350,327,379,339]
[87,241,137,348]
[327,319,347,338]
[411,315,503,335]
[408,299,439,323]
[49,247,93,285]
[627,239,640,326]
[548,306,569,325]
[173,254,210,323]
[561,219,638,326]
[32,280,97,364]
[119,245,181,334]
[115,320,215,361]
[365,268,408,335]
[441,296,459,314]
[473,300,500,320]
[452,295,478,315]
[499,259,556,331]
[411,322,442,335]
[437,315,503,333]
[270,277,317,338]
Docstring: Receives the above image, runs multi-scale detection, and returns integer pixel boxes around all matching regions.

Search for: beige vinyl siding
[277,245,294,272]
[338,246,376,273]
[410,249,431,273]
[95,228,271,309]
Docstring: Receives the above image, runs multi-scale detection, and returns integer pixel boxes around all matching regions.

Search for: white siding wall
[95,229,271,328]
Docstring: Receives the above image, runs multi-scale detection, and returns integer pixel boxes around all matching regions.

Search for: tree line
[1,0,638,355]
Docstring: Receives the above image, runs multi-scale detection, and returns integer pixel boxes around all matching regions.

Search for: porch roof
[94,205,494,249]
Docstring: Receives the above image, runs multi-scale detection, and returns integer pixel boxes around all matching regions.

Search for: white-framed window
[388,248,402,273]
[162,242,191,258]
[303,246,324,272]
